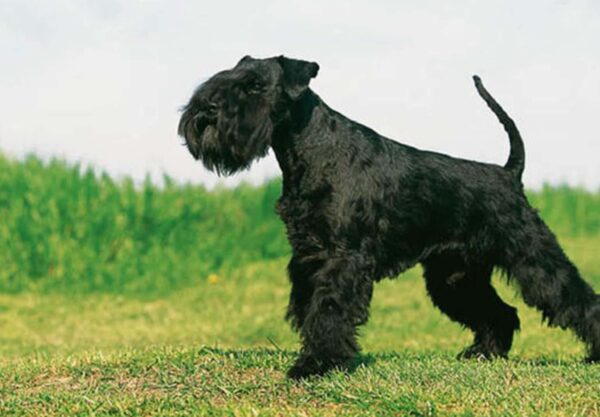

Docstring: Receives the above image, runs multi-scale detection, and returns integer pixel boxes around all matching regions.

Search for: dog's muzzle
[188,102,219,136]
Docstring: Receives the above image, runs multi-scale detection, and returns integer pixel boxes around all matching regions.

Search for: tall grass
[0,152,598,293]
[526,184,600,237]
[0,153,287,293]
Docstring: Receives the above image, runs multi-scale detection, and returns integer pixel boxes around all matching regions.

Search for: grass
[1,237,599,416]
[1,152,600,415]
[2,348,598,416]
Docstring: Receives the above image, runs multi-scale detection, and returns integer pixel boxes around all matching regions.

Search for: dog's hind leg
[506,214,600,362]
[423,251,520,359]
[287,255,374,379]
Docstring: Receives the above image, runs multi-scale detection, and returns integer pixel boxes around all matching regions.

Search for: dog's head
[178,55,319,175]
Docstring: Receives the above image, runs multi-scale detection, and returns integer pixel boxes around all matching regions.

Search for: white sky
[1,0,599,189]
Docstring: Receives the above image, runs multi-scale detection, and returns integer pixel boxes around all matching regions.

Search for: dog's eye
[246,81,264,94]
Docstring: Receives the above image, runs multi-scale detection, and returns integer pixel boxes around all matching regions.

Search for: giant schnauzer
[178,55,600,379]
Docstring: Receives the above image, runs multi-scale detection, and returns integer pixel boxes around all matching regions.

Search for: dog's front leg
[287,256,373,379]
[285,254,315,330]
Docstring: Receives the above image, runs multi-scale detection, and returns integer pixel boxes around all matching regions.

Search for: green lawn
[1,237,599,416]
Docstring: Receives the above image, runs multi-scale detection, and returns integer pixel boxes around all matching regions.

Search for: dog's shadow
[344,353,587,373]
[345,353,377,374]
[199,347,589,382]
[199,346,378,376]
[510,357,588,367]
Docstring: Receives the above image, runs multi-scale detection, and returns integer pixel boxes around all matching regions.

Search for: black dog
[178,55,600,379]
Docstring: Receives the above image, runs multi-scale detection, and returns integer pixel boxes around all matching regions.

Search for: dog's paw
[287,363,317,380]
[287,360,324,380]
[457,344,507,361]
[584,353,599,364]
[286,355,340,380]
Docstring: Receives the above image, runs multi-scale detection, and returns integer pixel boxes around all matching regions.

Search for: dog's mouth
[178,94,273,176]
[178,103,220,159]
[179,106,252,175]
[192,112,215,138]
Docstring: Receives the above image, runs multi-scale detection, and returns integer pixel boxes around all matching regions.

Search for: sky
[1,0,599,189]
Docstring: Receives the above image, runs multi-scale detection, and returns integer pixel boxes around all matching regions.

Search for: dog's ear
[237,55,253,66]
[277,56,319,100]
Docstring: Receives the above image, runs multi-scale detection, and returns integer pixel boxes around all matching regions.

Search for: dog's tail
[473,75,525,181]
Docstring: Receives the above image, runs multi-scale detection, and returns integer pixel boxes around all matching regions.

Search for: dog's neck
[272,91,338,191]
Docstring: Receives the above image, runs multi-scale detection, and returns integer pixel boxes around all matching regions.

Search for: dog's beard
[178,106,273,176]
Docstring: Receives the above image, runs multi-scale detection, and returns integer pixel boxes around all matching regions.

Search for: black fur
[179,55,600,378]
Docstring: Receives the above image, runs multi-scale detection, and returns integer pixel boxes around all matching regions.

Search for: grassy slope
[1,154,600,415]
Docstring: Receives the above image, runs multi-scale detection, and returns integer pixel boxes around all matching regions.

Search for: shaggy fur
[178,55,600,379]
